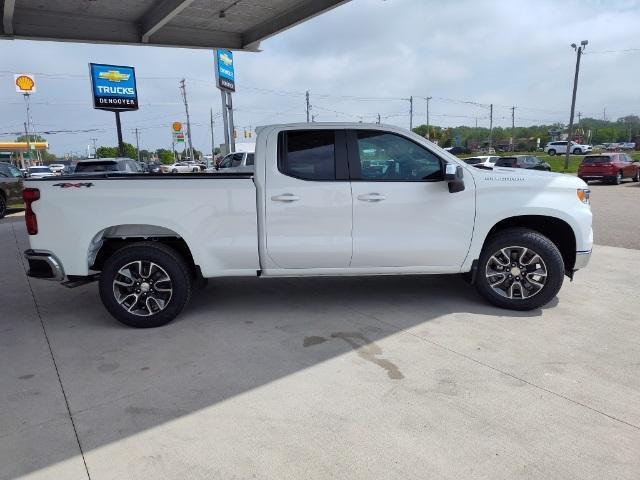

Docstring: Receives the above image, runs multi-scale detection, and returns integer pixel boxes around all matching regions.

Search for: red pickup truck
[578,153,640,185]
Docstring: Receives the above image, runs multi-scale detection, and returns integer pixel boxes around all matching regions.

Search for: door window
[352,130,443,181]
[219,155,233,169]
[246,153,255,166]
[279,130,335,180]
[231,153,244,167]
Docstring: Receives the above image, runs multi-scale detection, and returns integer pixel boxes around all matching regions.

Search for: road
[588,180,640,250]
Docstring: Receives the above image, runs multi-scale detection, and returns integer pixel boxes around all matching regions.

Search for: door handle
[357,193,386,202]
[271,193,300,202]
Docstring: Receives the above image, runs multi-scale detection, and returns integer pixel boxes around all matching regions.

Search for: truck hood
[470,166,587,189]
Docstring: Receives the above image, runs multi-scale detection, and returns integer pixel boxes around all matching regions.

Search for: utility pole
[90,138,98,158]
[564,40,588,172]
[134,128,140,162]
[488,104,493,151]
[425,96,432,139]
[377,113,381,124]
[603,107,606,121]
[210,108,215,165]
[409,96,414,131]
[306,90,311,122]
[510,106,516,151]
[23,94,32,166]
[577,112,582,124]
[22,122,30,170]
[179,79,195,161]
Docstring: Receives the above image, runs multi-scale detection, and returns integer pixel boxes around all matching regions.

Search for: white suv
[544,141,592,155]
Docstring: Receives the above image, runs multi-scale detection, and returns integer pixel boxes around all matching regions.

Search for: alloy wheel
[485,246,548,299]
[112,260,173,316]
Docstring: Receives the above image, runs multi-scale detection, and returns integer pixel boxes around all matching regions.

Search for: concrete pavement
[1,221,639,480]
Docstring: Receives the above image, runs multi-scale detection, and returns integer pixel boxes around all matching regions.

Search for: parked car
[146,161,163,174]
[577,153,640,184]
[444,146,471,155]
[620,142,636,150]
[494,155,551,171]
[544,141,592,155]
[0,162,24,218]
[22,122,593,328]
[48,163,66,174]
[27,166,56,178]
[74,158,143,174]
[464,156,500,168]
[206,151,255,173]
[161,162,200,173]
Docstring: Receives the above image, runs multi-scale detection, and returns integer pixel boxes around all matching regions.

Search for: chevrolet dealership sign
[89,63,139,111]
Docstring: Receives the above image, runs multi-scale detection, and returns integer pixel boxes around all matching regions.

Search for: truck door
[347,129,475,269]
[264,129,352,268]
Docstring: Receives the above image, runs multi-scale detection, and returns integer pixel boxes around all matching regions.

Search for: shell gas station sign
[14,74,36,93]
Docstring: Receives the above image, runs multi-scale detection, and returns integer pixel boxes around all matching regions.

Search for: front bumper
[574,249,592,270]
[24,249,65,281]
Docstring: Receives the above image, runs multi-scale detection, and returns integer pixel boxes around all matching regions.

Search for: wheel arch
[88,224,198,276]
[483,215,577,273]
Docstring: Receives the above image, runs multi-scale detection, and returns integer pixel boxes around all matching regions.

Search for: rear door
[264,129,353,268]
[348,129,475,268]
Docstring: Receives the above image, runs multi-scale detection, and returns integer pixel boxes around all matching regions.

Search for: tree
[155,149,175,164]
[96,142,137,159]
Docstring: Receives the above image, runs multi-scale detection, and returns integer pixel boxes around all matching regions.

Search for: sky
[1,0,640,156]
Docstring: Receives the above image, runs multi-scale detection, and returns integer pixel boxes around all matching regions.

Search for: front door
[348,129,475,269]
[264,129,352,269]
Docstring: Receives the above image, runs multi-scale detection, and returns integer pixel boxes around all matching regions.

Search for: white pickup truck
[22,123,593,328]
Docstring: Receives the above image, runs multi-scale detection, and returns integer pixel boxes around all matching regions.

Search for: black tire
[548,149,556,156]
[171,169,178,173]
[99,242,192,328]
[475,228,564,311]
[614,171,623,185]
[633,169,639,182]
[0,194,6,219]
[572,148,582,155]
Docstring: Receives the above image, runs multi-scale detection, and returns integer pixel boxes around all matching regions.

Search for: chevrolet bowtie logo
[219,53,233,66]
[98,70,130,82]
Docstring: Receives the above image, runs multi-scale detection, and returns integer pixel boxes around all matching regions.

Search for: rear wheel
[475,228,564,311]
[99,242,192,328]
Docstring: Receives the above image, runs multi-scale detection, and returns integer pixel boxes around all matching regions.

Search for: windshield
[29,167,52,173]
[75,161,120,172]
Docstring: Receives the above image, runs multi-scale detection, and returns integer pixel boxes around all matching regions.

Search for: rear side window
[279,130,335,180]
[75,161,119,172]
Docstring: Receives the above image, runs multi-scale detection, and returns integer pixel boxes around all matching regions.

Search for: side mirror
[444,163,465,193]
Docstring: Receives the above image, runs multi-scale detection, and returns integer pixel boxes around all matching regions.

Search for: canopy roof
[1,0,349,50]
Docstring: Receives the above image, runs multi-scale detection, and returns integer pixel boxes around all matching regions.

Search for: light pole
[564,40,588,172]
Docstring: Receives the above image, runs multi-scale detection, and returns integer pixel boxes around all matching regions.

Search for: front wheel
[613,171,623,185]
[475,228,564,311]
[547,149,556,156]
[99,242,192,328]
[633,170,640,182]
[572,148,582,155]
[0,195,6,219]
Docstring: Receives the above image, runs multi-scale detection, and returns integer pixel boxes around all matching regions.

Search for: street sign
[173,132,185,143]
[172,122,183,132]
[15,74,36,93]
[89,63,138,111]
[215,50,235,92]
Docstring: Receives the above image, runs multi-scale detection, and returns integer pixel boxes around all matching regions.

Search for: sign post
[215,50,236,153]
[89,63,139,157]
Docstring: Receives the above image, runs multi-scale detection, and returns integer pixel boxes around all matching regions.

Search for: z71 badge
[52,182,94,188]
